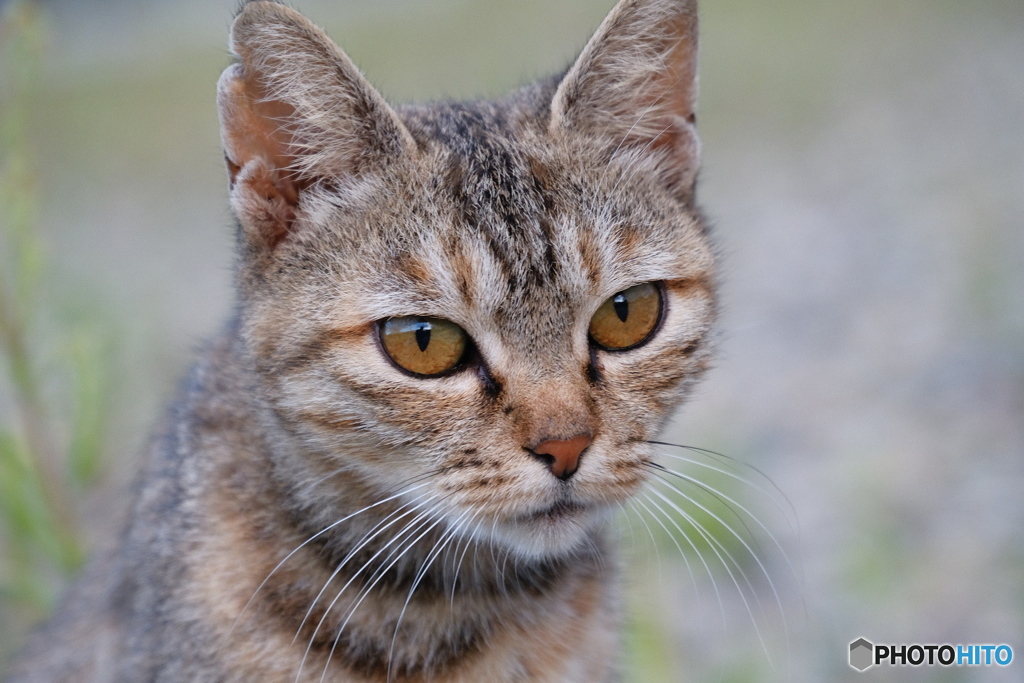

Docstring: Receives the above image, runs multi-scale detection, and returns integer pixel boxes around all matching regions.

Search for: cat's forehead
[312,100,708,349]
[417,101,563,305]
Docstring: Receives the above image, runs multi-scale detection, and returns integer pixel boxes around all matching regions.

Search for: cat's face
[221,0,712,559]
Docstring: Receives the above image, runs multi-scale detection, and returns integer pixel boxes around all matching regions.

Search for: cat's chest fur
[10,1,713,681]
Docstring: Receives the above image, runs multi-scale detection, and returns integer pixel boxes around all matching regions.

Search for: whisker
[321,504,454,683]
[581,530,605,571]
[637,492,734,683]
[652,449,800,567]
[636,493,726,642]
[644,484,779,670]
[614,500,639,557]
[646,470,791,648]
[292,492,435,645]
[440,516,461,593]
[644,460,762,555]
[498,538,513,596]
[487,516,508,599]
[626,499,662,581]
[451,515,486,609]
[629,493,705,630]
[647,441,800,534]
[646,461,801,593]
[646,442,800,674]
[298,499,445,683]
[386,506,478,682]
[229,477,435,638]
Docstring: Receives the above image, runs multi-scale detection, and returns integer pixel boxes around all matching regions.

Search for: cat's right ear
[218,1,415,250]
[550,0,700,201]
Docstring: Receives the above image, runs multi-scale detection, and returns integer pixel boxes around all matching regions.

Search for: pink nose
[530,434,592,480]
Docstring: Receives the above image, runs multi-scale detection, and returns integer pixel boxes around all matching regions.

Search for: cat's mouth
[491,495,606,555]
[520,498,588,524]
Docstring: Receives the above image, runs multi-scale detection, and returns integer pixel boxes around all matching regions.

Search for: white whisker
[647,471,790,639]
[321,505,454,683]
[647,461,801,591]
[650,444,800,535]
[630,493,704,630]
[298,500,443,683]
[293,492,436,646]
[229,479,434,638]
[626,498,662,579]
[452,515,486,609]
[386,506,478,682]
[644,485,778,669]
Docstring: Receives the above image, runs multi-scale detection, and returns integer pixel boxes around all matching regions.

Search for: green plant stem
[0,0,83,571]
[0,282,82,569]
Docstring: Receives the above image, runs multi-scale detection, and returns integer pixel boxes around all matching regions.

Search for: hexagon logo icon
[849,638,874,671]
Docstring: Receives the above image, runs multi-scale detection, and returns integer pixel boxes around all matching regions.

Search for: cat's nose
[528,434,592,481]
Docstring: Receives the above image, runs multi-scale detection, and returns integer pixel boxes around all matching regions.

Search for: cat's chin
[487,501,610,559]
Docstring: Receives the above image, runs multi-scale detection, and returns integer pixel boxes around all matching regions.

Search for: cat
[9,0,716,680]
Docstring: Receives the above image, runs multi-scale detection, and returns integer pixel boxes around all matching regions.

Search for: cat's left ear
[218,1,416,250]
[550,0,700,199]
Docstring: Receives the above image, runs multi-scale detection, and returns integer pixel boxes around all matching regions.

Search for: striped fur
[10,0,715,680]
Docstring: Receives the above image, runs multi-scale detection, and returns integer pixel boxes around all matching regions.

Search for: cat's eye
[379,316,469,376]
[589,282,662,351]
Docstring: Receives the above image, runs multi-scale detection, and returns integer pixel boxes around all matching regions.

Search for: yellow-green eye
[589,282,662,351]
[380,316,468,376]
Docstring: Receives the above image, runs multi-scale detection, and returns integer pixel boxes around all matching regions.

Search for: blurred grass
[0,0,114,669]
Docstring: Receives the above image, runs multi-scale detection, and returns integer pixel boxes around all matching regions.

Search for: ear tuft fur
[551,0,700,197]
[218,1,414,250]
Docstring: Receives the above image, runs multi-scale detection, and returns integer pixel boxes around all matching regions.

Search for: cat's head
[218,0,713,559]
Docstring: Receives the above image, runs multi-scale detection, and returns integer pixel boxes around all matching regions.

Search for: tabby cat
[10,0,717,680]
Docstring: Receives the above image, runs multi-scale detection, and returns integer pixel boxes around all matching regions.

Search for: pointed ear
[218,1,415,249]
[550,0,700,198]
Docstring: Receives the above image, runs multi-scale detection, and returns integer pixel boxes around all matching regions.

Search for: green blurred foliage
[0,0,113,667]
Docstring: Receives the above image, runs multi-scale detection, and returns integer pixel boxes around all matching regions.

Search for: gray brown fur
[9,0,714,680]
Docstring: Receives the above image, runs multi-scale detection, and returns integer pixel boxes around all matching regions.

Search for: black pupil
[612,293,629,323]
[414,322,431,352]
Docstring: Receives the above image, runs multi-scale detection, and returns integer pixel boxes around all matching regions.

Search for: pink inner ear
[218,65,299,205]
[219,64,308,249]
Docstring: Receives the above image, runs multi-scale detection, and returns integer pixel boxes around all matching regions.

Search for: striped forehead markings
[413,104,559,290]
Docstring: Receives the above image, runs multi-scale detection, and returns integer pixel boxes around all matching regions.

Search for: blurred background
[1,0,1022,680]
